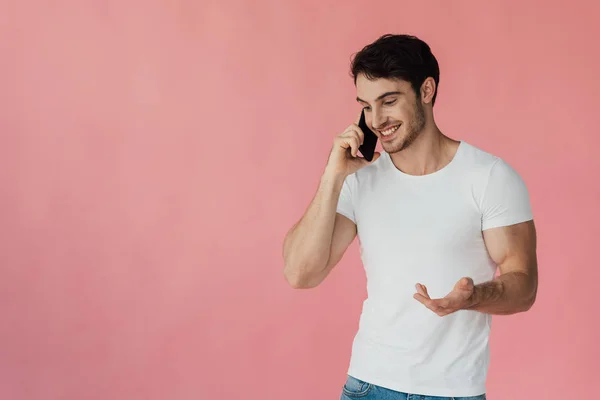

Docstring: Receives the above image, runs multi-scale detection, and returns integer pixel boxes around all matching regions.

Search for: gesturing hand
[413,277,476,316]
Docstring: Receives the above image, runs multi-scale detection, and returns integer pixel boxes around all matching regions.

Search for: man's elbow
[283,270,321,289]
[527,293,537,310]
[283,267,321,289]
[521,290,537,312]
[285,273,310,289]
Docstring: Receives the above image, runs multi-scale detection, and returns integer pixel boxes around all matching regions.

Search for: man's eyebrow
[356,91,403,104]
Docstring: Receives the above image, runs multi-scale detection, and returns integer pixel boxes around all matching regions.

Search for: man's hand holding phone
[325,110,380,178]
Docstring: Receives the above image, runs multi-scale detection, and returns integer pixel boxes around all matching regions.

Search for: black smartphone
[358,109,378,161]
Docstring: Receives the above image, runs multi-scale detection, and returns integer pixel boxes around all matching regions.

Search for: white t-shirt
[336,140,533,397]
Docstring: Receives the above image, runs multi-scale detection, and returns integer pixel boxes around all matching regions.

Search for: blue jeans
[341,375,486,400]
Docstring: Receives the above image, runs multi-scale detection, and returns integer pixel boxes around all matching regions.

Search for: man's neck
[388,126,460,176]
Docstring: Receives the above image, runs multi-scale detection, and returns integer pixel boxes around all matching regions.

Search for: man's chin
[385,131,421,154]
[383,139,406,154]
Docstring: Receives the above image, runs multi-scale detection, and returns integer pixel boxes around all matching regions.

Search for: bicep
[328,213,358,268]
[310,213,357,286]
[482,220,537,276]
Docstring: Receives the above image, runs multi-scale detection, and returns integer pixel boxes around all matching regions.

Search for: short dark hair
[350,34,440,106]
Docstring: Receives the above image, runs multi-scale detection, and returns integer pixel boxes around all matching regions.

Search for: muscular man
[282,34,537,400]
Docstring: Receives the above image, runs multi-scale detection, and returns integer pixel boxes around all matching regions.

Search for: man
[282,34,537,400]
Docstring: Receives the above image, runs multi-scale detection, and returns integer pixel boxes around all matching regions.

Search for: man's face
[356,74,426,154]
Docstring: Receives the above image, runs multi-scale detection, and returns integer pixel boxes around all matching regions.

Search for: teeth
[381,125,400,136]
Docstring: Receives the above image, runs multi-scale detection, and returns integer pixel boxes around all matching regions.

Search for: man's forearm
[466,271,537,315]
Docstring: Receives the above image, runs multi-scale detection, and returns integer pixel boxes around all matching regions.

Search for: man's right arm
[282,171,357,289]
[283,110,379,289]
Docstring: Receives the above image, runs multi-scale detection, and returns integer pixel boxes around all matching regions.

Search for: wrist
[465,286,480,310]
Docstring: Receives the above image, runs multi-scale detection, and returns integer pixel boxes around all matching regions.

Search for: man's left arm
[413,220,538,316]
[466,219,538,315]
[413,158,537,316]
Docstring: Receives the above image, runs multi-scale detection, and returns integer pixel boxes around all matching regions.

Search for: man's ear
[420,77,436,105]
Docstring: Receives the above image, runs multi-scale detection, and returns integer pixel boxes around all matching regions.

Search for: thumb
[460,277,473,288]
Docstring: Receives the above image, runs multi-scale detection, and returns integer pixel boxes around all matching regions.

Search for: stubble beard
[385,100,426,154]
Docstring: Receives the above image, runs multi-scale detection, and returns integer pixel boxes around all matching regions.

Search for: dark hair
[350,34,440,106]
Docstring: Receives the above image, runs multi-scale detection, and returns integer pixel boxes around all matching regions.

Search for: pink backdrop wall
[1,1,599,399]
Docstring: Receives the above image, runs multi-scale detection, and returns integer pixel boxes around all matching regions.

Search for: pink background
[1,1,599,399]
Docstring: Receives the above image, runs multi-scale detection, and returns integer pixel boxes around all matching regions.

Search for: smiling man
[282,34,537,400]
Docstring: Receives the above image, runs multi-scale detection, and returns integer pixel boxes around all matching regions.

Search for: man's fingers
[347,125,364,145]
[414,294,440,311]
[415,283,429,298]
[339,134,360,157]
[415,283,423,296]
[429,299,443,311]
[349,136,358,157]
[414,293,460,316]
[342,128,364,147]
[414,295,449,310]
[413,293,429,305]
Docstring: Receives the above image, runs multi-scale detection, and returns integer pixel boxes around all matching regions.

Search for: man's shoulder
[459,141,501,169]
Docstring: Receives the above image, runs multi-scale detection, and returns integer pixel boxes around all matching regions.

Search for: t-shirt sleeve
[480,158,533,231]
[336,174,356,224]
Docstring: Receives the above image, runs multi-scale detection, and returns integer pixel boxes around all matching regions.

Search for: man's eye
[363,100,395,111]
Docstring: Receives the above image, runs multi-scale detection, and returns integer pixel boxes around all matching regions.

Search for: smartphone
[358,109,378,161]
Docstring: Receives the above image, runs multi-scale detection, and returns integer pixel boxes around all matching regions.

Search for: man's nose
[371,111,388,131]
